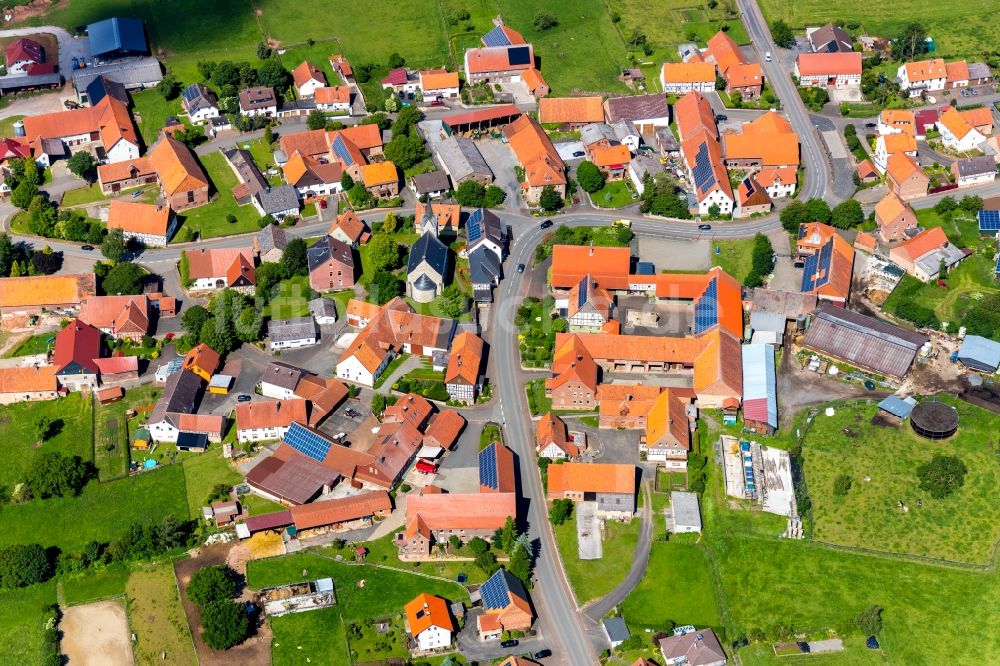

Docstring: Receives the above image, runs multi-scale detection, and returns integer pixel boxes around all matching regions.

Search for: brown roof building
[148,135,210,210]
[0,273,96,315]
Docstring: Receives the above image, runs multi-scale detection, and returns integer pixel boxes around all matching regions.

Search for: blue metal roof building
[878,395,917,420]
[741,343,777,433]
[88,17,149,61]
[957,335,1000,373]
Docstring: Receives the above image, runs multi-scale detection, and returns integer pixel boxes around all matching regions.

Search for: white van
[765,51,772,62]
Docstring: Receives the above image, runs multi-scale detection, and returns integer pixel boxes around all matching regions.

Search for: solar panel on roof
[693,277,718,334]
[801,252,819,292]
[507,45,531,66]
[331,135,355,166]
[692,142,717,194]
[284,422,332,463]
[468,210,483,242]
[482,25,511,47]
[814,239,834,288]
[577,276,589,309]
[480,569,512,609]
[979,209,1000,232]
[479,443,498,489]
[743,178,755,197]
[797,224,808,239]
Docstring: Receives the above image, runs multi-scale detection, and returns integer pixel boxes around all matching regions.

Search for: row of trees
[743,232,775,288]
[779,197,863,232]
[454,180,506,208]
[638,172,691,219]
[180,290,262,357]
[196,57,292,104]
[462,516,534,587]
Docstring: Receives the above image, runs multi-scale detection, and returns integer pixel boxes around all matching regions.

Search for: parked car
[429,100,444,107]
[765,51,772,62]
[715,114,728,122]
[534,649,552,659]
[500,639,519,649]
[572,150,585,157]
[540,220,553,229]
[698,223,712,231]
[864,122,877,128]
[81,245,94,251]
[237,394,252,402]
[517,263,525,273]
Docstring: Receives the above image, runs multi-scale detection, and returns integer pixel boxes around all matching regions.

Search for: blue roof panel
[87,17,149,58]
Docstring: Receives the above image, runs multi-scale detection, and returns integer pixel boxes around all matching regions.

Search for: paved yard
[555,141,586,161]
[638,237,711,272]
[476,137,522,210]
[617,295,692,336]
[576,501,602,560]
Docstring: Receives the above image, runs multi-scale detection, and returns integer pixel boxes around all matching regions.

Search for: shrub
[187,565,237,606]
[833,473,852,496]
[916,454,967,498]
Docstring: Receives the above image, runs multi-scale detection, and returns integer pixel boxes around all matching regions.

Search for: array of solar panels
[480,568,513,609]
[800,239,833,292]
[691,141,717,195]
[577,275,591,310]
[507,46,531,66]
[332,135,356,166]
[693,277,718,334]
[284,422,332,463]
[482,25,514,47]
[742,177,755,197]
[479,442,499,490]
[467,209,484,243]
[978,209,1000,232]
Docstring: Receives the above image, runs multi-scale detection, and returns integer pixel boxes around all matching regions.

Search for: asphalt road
[737,0,831,200]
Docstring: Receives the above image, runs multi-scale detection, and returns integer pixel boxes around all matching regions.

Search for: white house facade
[415,625,452,651]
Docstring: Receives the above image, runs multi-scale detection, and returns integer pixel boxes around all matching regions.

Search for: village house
[307,236,355,291]
[79,294,150,342]
[603,93,671,134]
[897,58,947,97]
[235,398,308,443]
[794,52,862,87]
[538,96,605,129]
[877,109,915,136]
[148,369,225,445]
[23,88,139,164]
[723,112,800,170]
[536,412,579,459]
[937,106,987,152]
[147,135,211,210]
[239,86,277,117]
[282,150,343,200]
[548,462,636,519]
[951,156,996,188]
[800,228,855,306]
[0,365,59,405]
[405,594,455,651]
[874,132,918,172]
[362,161,399,198]
[268,317,319,351]
[410,171,451,200]
[423,409,466,450]
[254,224,288,263]
[106,200,177,247]
[6,37,44,75]
[706,30,763,99]
[682,132,733,216]
[885,153,929,200]
[95,156,155,196]
[659,628,728,666]
[735,175,772,218]
[181,83,219,124]
[564,274,613,332]
[52,319,101,391]
[463,36,535,86]
[889,227,966,281]
[0,273,96,317]
[418,69,460,99]
[504,115,566,206]
[182,343,220,382]
[469,245,502,303]
[476,569,533,640]
[629,154,665,196]
[660,62,716,94]
[589,143,632,181]
[399,489,517,556]
[434,135,494,188]
[327,209,368,247]
[309,297,338,326]
[224,147,299,219]
[416,201,463,236]
[315,85,352,113]
[874,191,918,242]
[184,247,256,294]
[445,330,484,404]
[808,23,853,52]
[292,61,327,98]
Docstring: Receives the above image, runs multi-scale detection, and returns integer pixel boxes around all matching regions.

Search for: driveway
[554,141,586,162]
[476,138,522,210]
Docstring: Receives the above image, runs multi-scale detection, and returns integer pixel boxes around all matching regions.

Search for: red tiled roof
[52,319,101,374]
[796,52,862,76]
[548,462,635,496]
[289,491,391,530]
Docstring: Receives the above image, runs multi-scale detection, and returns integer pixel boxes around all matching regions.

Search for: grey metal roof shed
[957,335,1000,373]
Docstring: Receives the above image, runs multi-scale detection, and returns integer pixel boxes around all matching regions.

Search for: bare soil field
[62,600,133,665]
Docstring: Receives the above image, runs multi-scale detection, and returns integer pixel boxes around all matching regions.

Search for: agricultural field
[758,0,1000,58]
[270,607,350,666]
[126,563,199,665]
[61,566,129,606]
[553,515,640,605]
[0,464,188,552]
[802,398,1000,564]
[0,581,58,665]
[615,0,749,60]
[0,393,94,489]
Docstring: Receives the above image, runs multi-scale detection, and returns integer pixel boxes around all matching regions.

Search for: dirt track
[62,600,133,665]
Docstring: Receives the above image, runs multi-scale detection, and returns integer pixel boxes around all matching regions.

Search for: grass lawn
[0,463,189,552]
[271,607,351,666]
[711,238,755,284]
[95,385,161,481]
[591,180,636,208]
[621,538,721,632]
[758,0,1000,57]
[882,252,999,324]
[0,581,58,665]
[327,290,354,319]
[496,0,629,94]
[914,207,983,250]
[325,532,489,584]
[176,151,263,239]
[127,562,199,666]
[803,397,1000,564]
[0,393,93,489]
[265,275,317,319]
[525,379,552,416]
[553,515,640,605]
[60,182,158,207]
[62,565,129,605]
[373,353,409,389]
[738,635,888,666]
[4,331,55,357]
[0,114,24,138]
[131,88,183,146]
[246,551,469,623]
[177,447,242,520]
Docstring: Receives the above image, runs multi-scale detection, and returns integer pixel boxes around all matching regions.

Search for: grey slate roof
[913,243,966,279]
[256,224,288,255]
[658,629,727,666]
[72,58,163,93]
[268,316,318,343]
[435,135,493,184]
[469,244,502,285]
[656,127,680,152]
[308,297,337,320]
[408,230,449,276]
[580,123,616,146]
[957,335,1000,372]
[411,170,450,194]
[257,185,299,215]
[611,119,640,141]
[750,310,786,334]
[629,155,664,182]
[953,156,996,178]
[603,617,631,643]
[261,361,305,391]
[307,235,354,273]
[809,23,853,52]
[968,62,993,81]
[150,369,202,425]
[413,273,437,291]
[182,83,218,114]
